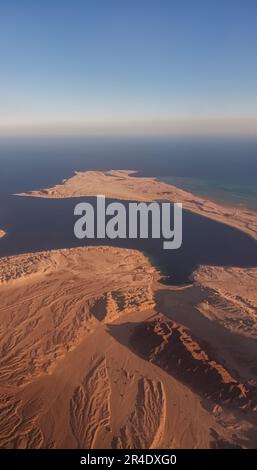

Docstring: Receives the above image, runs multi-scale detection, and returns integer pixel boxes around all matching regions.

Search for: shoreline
[156,175,257,213]
[1,170,257,448]
[0,229,6,239]
[17,169,257,243]
[0,245,257,448]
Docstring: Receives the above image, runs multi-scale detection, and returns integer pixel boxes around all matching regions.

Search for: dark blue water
[0,135,257,194]
[0,194,257,285]
[0,135,257,284]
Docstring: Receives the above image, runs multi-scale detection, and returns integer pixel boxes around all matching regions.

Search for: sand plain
[0,170,257,448]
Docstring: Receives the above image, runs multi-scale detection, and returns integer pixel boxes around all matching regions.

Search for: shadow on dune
[155,288,257,373]
[106,303,257,420]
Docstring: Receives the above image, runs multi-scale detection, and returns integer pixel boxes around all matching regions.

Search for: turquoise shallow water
[158,176,257,212]
[0,136,257,284]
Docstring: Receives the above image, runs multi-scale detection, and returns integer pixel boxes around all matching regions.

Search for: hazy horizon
[1,0,257,135]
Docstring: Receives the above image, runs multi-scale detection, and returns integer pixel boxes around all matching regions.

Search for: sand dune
[70,357,111,448]
[131,314,252,405]
[0,245,257,448]
[193,266,257,339]
[0,247,156,387]
[1,170,257,448]
[112,378,166,449]
[0,246,162,448]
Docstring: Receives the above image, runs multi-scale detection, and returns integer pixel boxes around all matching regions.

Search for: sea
[0,135,257,284]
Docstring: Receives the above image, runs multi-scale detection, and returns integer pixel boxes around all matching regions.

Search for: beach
[0,171,257,448]
[1,244,257,448]
[19,169,257,242]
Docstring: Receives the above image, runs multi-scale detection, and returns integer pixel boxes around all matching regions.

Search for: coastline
[1,169,257,448]
[1,245,257,448]
[0,229,6,239]
[157,176,257,213]
[17,169,257,243]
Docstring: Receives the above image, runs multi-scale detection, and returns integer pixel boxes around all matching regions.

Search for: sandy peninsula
[0,170,256,449]
[17,168,257,342]
[18,169,257,242]
[0,230,6,239]
[1,245,257,449]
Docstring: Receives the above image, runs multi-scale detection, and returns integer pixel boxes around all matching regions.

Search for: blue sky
[0,0,257,134]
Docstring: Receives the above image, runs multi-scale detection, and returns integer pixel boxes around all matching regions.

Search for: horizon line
[1,118,257,137]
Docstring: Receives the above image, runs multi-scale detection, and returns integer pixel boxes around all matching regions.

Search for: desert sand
[18,169,257,242]
[0,170,257,449]
[1,246,257,449]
